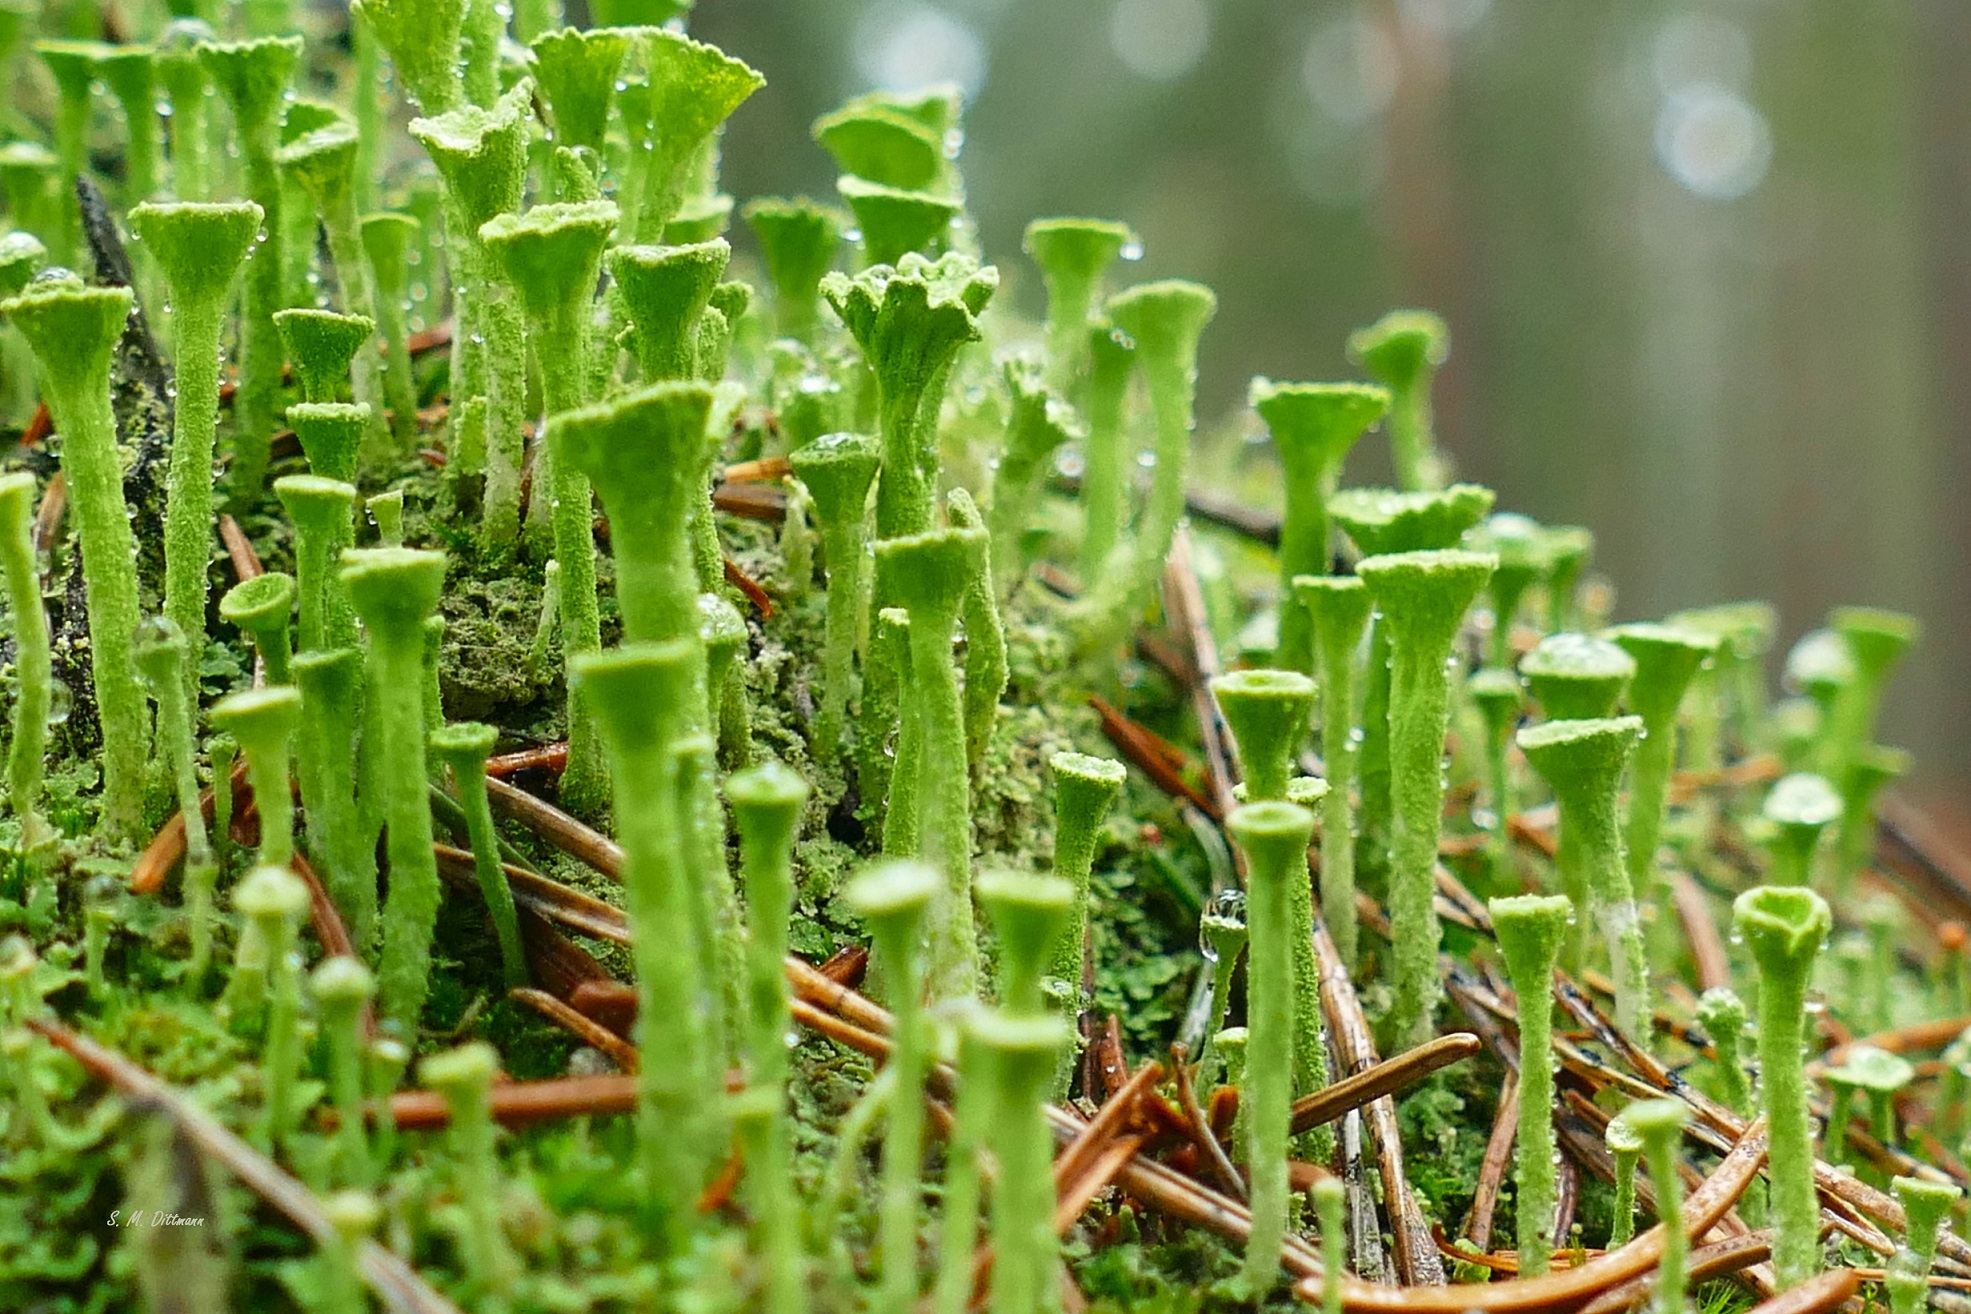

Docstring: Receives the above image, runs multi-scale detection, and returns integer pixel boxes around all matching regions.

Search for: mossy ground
[5,366,1928,1310]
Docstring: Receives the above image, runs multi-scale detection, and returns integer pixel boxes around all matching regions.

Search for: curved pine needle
[29,1018,462,1314]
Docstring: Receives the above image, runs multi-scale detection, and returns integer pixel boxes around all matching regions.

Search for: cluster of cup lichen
[0,1,1961,1312]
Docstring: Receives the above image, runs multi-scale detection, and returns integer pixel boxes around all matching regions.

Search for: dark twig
[434,843,628,944]
[722,556,774,615]
[1170,1044,1245,1199]
[1466,1070,1518,1252]
[1314,918,1444,1285]
[1734,1269,1860,1314]
[1290,1033,1481,1135]
[1161,529,1238,822]
[483,776,624,878]
[219,515,263,581]
[509,987,639,1071]
[385,1074,639,1130]
[1670,870,1731,992]
[484,742,569,778]
[1089,694,1218,819]
[30,1018,462,1314]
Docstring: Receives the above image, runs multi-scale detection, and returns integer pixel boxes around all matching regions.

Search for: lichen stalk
[360,212,424,457]
[1734,884,1832,1289]
[275,474,360,656]
[1046,751,1127,1008]
[220,572,298,687]
[1212,670,1333,1131]
[212,686,301,872]
[1888,1176,1961,1314]
[432,723,525,988]
[822,254,996,539]
[1076,320,1134,584]
[128,200,261,691]
[843,860,941,1314]
[572,641,720,1250]
[1076,281,1215,655]
[1467,668,1522,893]
[311,956,376,1188]
[1606,1111,1641,1247]
[1347,311,1447,492]
[1357,548,1496,1047]
[480,200,620,813]
[0,279,150,840]
[1295,575,1373,968]
[234,864,310,1150]
[788,432,880,759]
[0,473,51,852]
[1252,380,1388,672]
[874,525,989,998]
[420,1042,508,1290]
[977,1009,1069,1314]
[933,1008,994,1314]
[1227,799,1318,1290]
[1607,623,1717,915]
[948,488,1008,776]
[1516,716,1649,1033]
[1624,1098,1691,1312]
[1490,893,1571,1276]
[341,548,446,1034]
[198,37,302,502]
[133,620,216,973]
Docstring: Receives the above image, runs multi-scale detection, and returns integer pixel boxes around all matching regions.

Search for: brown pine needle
[30,1018,462,1314]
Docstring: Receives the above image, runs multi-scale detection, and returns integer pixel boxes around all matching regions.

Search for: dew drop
[46,679,71,727]
[133,615,176,650]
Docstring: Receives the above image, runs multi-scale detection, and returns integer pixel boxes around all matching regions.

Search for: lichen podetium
[1734,885,1832,1289]
[1,277,150,841]
[1227,799,1317,1292]
[340,548,447,1034]
[1489,893,1571,1275]
[1358,548,1496,1047]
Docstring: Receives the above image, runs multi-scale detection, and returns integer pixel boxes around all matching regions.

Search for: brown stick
[484,743,569,778]
[722,556,774,616]
[1161,529,1238,821]
[1053,1060,1165,1189]
[1089,694,1218,819]
[723,455,790,483]
[1736,1268,1860,1314]
[1577,1231,1776,1314]
[387,1074,639,1130]
[1053,1134,1149,1237]
[435,843,629,944]
[1290,1033,1482,1135]
[1670,870,1731,992]
[32,469,65,553]
[1288,1120,1769,1312]
[1313,916,1444,1285]
[1466,1070,1519,1252]
[30,1018,462,1314]
[130,761,250,895]
[1170,1044,1245,1200]
[509,987,640,1072]
[218,514,263,580]
[712,481,788,523]
[483,776,625,878]
[1817,1014,1971,1067]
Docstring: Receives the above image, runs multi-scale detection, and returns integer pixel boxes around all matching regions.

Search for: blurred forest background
[694,0,1971,803]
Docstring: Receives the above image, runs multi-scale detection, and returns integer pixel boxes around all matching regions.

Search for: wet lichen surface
[0,5,1966,1314]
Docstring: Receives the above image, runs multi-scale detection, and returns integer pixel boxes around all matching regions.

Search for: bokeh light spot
[1301,15,1399,127]
[1654,83,1771,201]
[852,4,988,99]
[1109,0,1210,82]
